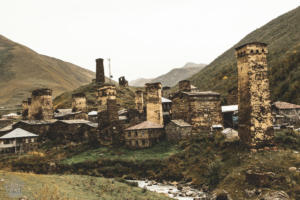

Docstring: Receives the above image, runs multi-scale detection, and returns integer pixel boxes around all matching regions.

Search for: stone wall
[165,122,192,142]
[145,82,163,125]
[179,80,191,92]
[235,42,273,147]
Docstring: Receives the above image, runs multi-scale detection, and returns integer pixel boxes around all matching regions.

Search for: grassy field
[61,141,180,165]
[0,171,171,200]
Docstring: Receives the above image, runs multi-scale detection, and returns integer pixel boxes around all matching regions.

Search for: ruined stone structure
[96,58,105,84]
[97,84,117,112]
[179,80,192,92]
[28,88,53,120]
[118,76,128,87]
[72,93,87,112]
[145,82,163,125]
[162,86,171,98]
[172,91,223,131]
[135,90,144,113]
[235,42,273,147]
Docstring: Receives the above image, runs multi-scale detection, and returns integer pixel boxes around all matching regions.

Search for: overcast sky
[0,0,299,81]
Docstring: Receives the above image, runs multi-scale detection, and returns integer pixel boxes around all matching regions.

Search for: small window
[256,50,259,53]
[128,132,131,137]
[250,50,254,53]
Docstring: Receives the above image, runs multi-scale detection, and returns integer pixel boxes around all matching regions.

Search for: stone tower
[162,86,171,98]
[118,76,128,87]
[179,80,192,92]
[72,93,87,112]
[135,90,144,113]
[145,82,163,125]
[22,100,29,120]
[29,88,53,120]
[97,83,117,112]
[235,42,273,147]
[96,58,105,84]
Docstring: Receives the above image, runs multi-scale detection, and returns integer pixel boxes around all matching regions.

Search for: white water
[128,180,208,200]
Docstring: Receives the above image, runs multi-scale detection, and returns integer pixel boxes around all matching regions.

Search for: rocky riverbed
[128,180,210,200]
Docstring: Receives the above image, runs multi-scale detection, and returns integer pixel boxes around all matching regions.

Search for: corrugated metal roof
[222,105,238,113]
[0,128,38,139]
[19,120,57,125]
[170,120,191,127]
[273,101,300,110]
[182,91,220,96]
[125,121,164,130]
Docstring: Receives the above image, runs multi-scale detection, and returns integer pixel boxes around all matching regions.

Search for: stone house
[272,101,300,126]
[54,109,87,120]
[172,90,223,131]
[124,121,164,149]
[165,120,192,142]
[0,128,38,153]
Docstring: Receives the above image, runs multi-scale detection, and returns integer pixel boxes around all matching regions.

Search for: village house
[272,101,300,126]
[0,128,38,153]
[171,80,223,132]
[124,121,164,149]
[165,120,192,142]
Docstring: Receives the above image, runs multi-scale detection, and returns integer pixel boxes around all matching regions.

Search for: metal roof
[222,105,238,113]
[170,120,191,127]
[162,97,172,103]
[125,121,164,130]
[273,101,300,110]
[0,128,38,139]
[88,111,98,116]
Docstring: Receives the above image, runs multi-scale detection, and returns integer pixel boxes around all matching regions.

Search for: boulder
[288,167,297,173]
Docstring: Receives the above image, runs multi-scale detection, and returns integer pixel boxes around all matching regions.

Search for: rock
[171,181,178,185]
[259,190,290,200]
[288,167,297,173]
[186,191,195,196]
[212,190,232,200]
[177,185,183,190]
[19,196,28,200]
[245,170,275,187]
[245,189,256,198]
[0,178,4,182]
[264,146,270,151]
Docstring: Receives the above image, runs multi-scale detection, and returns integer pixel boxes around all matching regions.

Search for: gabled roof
[170,120,191,127]
[273,101,300,110]
[0,128,38,139]
[17,120,57,125]
[125,121,164,130]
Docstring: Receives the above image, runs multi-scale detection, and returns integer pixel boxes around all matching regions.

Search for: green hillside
[0,35,95,107]
[189,6,300,105]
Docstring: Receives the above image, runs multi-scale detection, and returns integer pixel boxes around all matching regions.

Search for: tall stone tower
[235,42,273,147]
[72,93,87,112]
[145,82,163,125]
[179,80,192,92]
[96,58,105,84]
[135,90,144,113]
[97,83,117,112]
[29,88,53,120]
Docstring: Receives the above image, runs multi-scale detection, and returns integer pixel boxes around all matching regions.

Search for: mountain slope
[189,6,300,105]
[130,62,206,87]
[0,35,95,106]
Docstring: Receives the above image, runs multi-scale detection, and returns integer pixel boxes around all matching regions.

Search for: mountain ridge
[0,34,95,107]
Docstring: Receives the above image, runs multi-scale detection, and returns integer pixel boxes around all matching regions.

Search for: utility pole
[107,58,113,83]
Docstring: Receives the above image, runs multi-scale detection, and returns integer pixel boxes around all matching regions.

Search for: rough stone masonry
[235,42,274,147]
